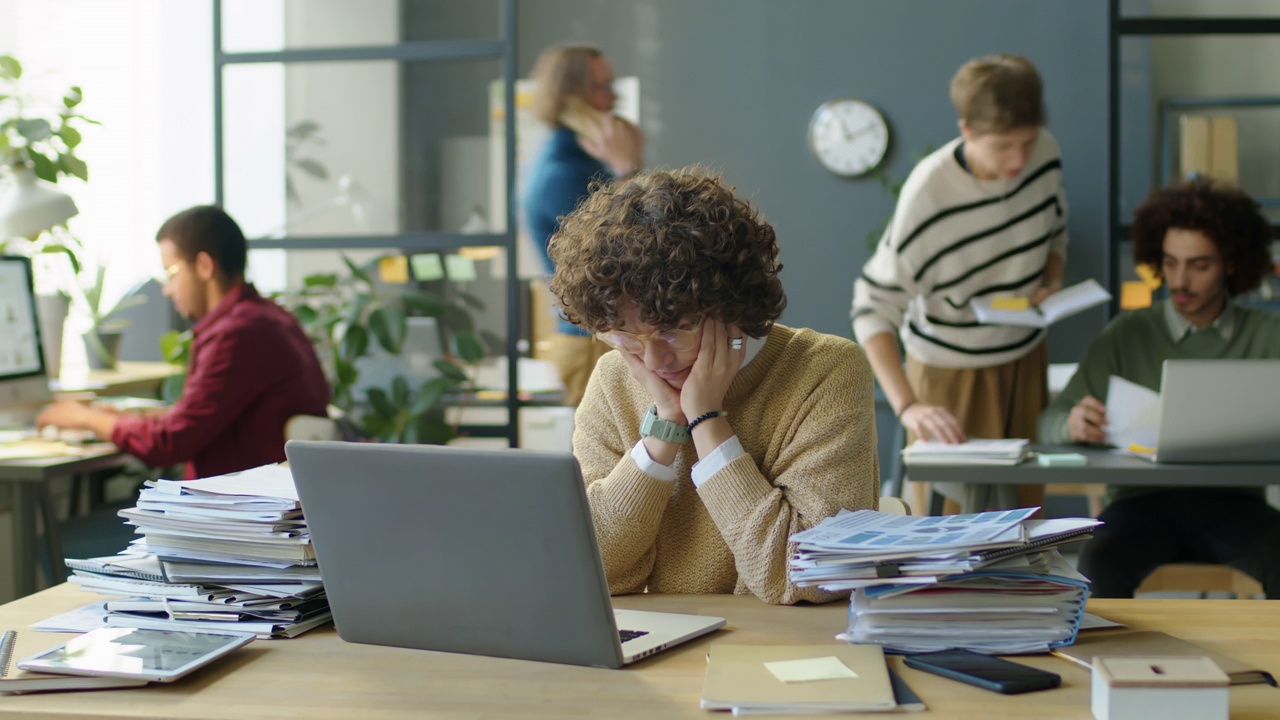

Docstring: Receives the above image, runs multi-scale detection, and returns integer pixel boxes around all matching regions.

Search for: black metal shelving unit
[211,0,521,446]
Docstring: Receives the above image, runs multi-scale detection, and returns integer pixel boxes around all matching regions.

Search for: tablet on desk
[17,627,254,683]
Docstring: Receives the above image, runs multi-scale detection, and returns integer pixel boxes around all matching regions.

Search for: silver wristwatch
[640,405,690,444]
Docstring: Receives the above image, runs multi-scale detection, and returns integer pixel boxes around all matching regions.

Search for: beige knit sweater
[574,324,880,605]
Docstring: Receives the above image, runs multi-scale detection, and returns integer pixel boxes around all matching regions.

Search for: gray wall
[515,0,1111,361]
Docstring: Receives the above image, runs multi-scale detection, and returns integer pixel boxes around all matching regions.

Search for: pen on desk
[0,630,16,677]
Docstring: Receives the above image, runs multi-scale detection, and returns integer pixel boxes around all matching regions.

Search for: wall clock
[808,99,889,177]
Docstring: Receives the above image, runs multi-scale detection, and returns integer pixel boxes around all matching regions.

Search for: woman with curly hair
[548,166,879,605]
[1038,178,1280,598]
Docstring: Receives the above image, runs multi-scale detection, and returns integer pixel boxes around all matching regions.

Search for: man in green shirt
[1039,179,1280,598]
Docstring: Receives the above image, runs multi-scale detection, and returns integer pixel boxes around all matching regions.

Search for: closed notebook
[1052,631,1277,687]
[701,644,897,713]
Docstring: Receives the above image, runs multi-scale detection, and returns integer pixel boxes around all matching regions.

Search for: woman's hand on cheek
[680,319,745,420]
[619,349,685,424]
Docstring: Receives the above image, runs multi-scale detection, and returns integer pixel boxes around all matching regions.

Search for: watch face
[808,99,889,177]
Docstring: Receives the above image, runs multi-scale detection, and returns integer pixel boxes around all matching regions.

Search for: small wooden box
[1092,656,1228,720]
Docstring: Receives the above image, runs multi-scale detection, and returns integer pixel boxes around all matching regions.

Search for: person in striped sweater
[851,54,1068,514]
[549,167,879,605]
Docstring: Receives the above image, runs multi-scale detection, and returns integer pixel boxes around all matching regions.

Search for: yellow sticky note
[1120,280,1153,310]
[378,256,410,284]
[763,656,858,683]
[1136,263,1163,289]
[991,296,1030,311]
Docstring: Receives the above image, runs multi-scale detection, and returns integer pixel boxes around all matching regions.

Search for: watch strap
[640,405,691,444]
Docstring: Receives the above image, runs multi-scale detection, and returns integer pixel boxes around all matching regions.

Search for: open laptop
[284,440,725,668]
[1153,359,1280,463]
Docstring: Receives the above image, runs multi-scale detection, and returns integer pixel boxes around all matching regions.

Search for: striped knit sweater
[573,324,879,605]
[852,129,1069,368]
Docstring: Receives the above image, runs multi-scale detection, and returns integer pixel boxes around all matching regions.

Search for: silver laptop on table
[1155,359,1280,463]
[284,440,725,669]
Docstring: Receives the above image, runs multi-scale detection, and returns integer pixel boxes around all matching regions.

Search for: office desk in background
[51,361,183,399]
[0,447,132,598]
[905,445,1280,488]
[0,585,1278,719]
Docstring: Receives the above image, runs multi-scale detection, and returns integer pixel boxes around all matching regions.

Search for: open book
[971,279,1110,328]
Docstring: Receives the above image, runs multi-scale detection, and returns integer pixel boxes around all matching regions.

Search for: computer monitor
[0,255,51,426]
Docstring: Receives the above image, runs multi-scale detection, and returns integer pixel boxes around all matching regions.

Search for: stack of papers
[788,509,1099,654]
[901,438,1030,466]
[62,464,332,640]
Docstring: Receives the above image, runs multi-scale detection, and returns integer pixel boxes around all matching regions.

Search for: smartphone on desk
[903,649,1061,695]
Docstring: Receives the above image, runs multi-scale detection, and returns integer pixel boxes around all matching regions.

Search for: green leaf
[292,304,318,326]
[159,329,193,365]
[358,412,390,439]
[60,153,88,182]
[343,292,371,328]
[335,356,359,389]
[303,273,338,288]
[341,253,372,285]
[415,418,455,445]
[160,374,186,404]
[440,304,474,333]
[340,323,369,360]
[13,118,52,142]
[27,150,58,183]
[0,55,22,79]
[400,290,446,316]
[59,125,82,148]
[38,243,81,275]
[286,120,321,139]
[409,376,456,416]
[366,387,397,420]
[293,157,329,180]
[391,375,412,408]
[452,330,485,364]
[478,329,505,355]
[368,305,406,353]
[433,359,469,383]
[456,290,487,311]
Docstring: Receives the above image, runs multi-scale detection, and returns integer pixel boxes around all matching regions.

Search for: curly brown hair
[548,166,786,337]
[1132,179,1274,296]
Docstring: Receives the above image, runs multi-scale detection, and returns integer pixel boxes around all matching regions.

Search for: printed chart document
[971,279,1110,328]
[1104,375,1160,453]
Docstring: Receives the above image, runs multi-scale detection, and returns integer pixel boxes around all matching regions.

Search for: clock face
[808,99,889,177]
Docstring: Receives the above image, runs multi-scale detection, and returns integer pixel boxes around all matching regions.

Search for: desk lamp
[0,164,79,238]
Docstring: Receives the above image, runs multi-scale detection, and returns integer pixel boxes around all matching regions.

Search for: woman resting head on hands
[548,166,880,605]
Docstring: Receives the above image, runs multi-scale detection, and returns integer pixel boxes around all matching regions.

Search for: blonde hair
[950,54,1045,134]
[530,44,603,126]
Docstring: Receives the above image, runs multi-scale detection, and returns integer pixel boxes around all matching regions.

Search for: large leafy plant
[278,255,494,444]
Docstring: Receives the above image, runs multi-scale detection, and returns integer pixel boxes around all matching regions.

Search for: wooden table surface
[0,585,1278,718]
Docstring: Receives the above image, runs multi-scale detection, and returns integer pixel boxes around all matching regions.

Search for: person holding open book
[1039,179,1280,598]
[548,166,878,605]
[524,44,646,406]
[850,54,1069,514]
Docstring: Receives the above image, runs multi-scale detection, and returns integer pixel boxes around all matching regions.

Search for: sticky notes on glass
[378,256,410,284]
[764,656,858,683]
[444,254,477,282]
[991,296,1030,311]
[1120,280,1153,310]
[410,253,444,281]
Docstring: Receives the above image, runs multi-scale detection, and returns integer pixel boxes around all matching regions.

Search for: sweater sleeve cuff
[109,413,146,451]
[630,440,677,482]
[597,454,676,528]
[853,315,896,346]
[691,435,744,488]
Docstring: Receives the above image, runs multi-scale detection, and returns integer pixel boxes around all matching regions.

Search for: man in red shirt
[38,205,330,478]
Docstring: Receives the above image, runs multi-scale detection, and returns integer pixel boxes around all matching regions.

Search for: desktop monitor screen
[0,255,50,419]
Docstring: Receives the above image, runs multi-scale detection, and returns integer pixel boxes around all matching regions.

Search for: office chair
[1136,563,1263,600]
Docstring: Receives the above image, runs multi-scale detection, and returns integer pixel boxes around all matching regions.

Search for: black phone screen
[902,649,1062,695]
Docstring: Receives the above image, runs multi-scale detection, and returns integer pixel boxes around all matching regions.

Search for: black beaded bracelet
[687,410,728,434]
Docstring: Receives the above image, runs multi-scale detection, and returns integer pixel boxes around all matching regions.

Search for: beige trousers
[905,341,1049,515]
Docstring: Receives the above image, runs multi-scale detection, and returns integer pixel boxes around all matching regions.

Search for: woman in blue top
[523,44,645,405]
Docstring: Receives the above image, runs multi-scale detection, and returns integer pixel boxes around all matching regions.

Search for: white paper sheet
[1105,375,1160,451]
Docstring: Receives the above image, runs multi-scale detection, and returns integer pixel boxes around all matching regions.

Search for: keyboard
[618,629,649,643]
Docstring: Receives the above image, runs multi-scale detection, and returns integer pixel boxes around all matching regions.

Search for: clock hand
[845,123,879,142]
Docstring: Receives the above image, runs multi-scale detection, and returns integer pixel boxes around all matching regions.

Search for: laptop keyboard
[618,629,649,643]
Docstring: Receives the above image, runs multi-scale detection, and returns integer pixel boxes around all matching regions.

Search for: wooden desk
[905,445,1280,487]
[0,447,131,597]
[53,361,182,398]
[0,586,1277,718]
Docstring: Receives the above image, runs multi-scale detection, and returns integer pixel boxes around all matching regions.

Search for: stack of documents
[788,508,1098,654]
[64,464,331,639]
[901,438,1030,466]
[970,278,1110,328]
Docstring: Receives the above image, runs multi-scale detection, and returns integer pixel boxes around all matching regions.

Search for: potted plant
[276,254,495,444]
[76,265,147,370]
